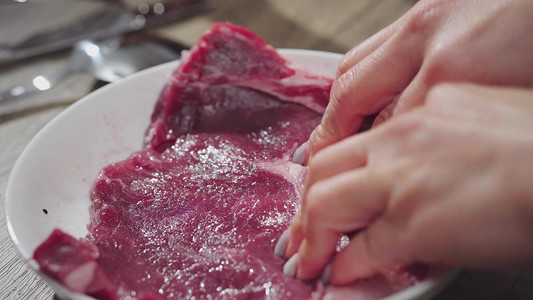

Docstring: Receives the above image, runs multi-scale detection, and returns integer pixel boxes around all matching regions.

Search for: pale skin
[302,0,533,159]
[279,0,533,285]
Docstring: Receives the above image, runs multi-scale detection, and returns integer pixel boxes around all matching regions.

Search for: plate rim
[4,48,457,300]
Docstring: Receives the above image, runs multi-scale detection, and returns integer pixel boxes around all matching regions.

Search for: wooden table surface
[1,1,532,299]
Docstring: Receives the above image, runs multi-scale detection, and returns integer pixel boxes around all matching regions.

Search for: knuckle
[422,46,454,84]
[336,42,368,78]
[331,69,356,109]
[329,84,343,112]
[382,109,427,137]
[425,83,455,106]
[336,52,353,78]
[313,108,344,144]
[304,183,330,222]
[405,0,446,35]
[309,123,327,148]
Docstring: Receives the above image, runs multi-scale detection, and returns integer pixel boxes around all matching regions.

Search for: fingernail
[283,253,299,278]
[321,263,331,285]
[292,142,307,165]
[274,229,290,257]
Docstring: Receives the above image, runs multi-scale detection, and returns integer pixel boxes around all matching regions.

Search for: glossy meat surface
[145,23,331,152]
[35,23,329,299]
[34,23,428,300]
[87,92,322,298]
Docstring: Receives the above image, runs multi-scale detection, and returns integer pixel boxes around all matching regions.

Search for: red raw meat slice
[34,23,430,299]
[145,22,332,152]
[33,229,115,299]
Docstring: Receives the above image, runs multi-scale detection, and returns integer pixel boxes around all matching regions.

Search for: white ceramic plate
[5,49,457,300]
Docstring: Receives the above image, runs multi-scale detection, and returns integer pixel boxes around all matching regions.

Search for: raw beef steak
[34,23,427,299]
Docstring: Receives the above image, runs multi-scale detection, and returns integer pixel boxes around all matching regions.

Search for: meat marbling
[34,23,428,299]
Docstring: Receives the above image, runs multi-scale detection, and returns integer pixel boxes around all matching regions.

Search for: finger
[304,131,369,196]
[294,168,390,280]
[286,131,370,259]
[371,96,400,128]
[425,83,533,128]
[286,132,370,259]
[329,220,407,285]
[283,213,304,259]
[424,83,481,122]
[336,25,396,79]
[307,32,423,160]
[336,7,416,79]
[372,70,428,127]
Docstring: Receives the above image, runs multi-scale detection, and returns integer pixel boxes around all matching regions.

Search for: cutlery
[0,39,180,102]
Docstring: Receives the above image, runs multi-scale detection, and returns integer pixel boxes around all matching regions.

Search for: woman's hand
[279,84,533,284]
[295,0,533,164]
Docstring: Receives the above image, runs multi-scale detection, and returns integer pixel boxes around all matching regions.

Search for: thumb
[301,32,421,163]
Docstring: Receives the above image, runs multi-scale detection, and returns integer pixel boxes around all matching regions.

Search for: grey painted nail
[274,229,289,257]
[283,253,299,278]
[292,142,307,165]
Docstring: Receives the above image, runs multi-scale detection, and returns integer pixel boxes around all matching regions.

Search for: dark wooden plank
[155,0,416,53]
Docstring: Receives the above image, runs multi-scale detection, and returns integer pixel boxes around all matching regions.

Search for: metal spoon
[0,39,180,102]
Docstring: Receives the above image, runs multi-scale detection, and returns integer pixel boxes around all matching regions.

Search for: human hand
[278,84,533,284]
[294,0,533,164]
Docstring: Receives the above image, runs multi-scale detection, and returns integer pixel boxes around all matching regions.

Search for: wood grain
[154,0,416,53]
